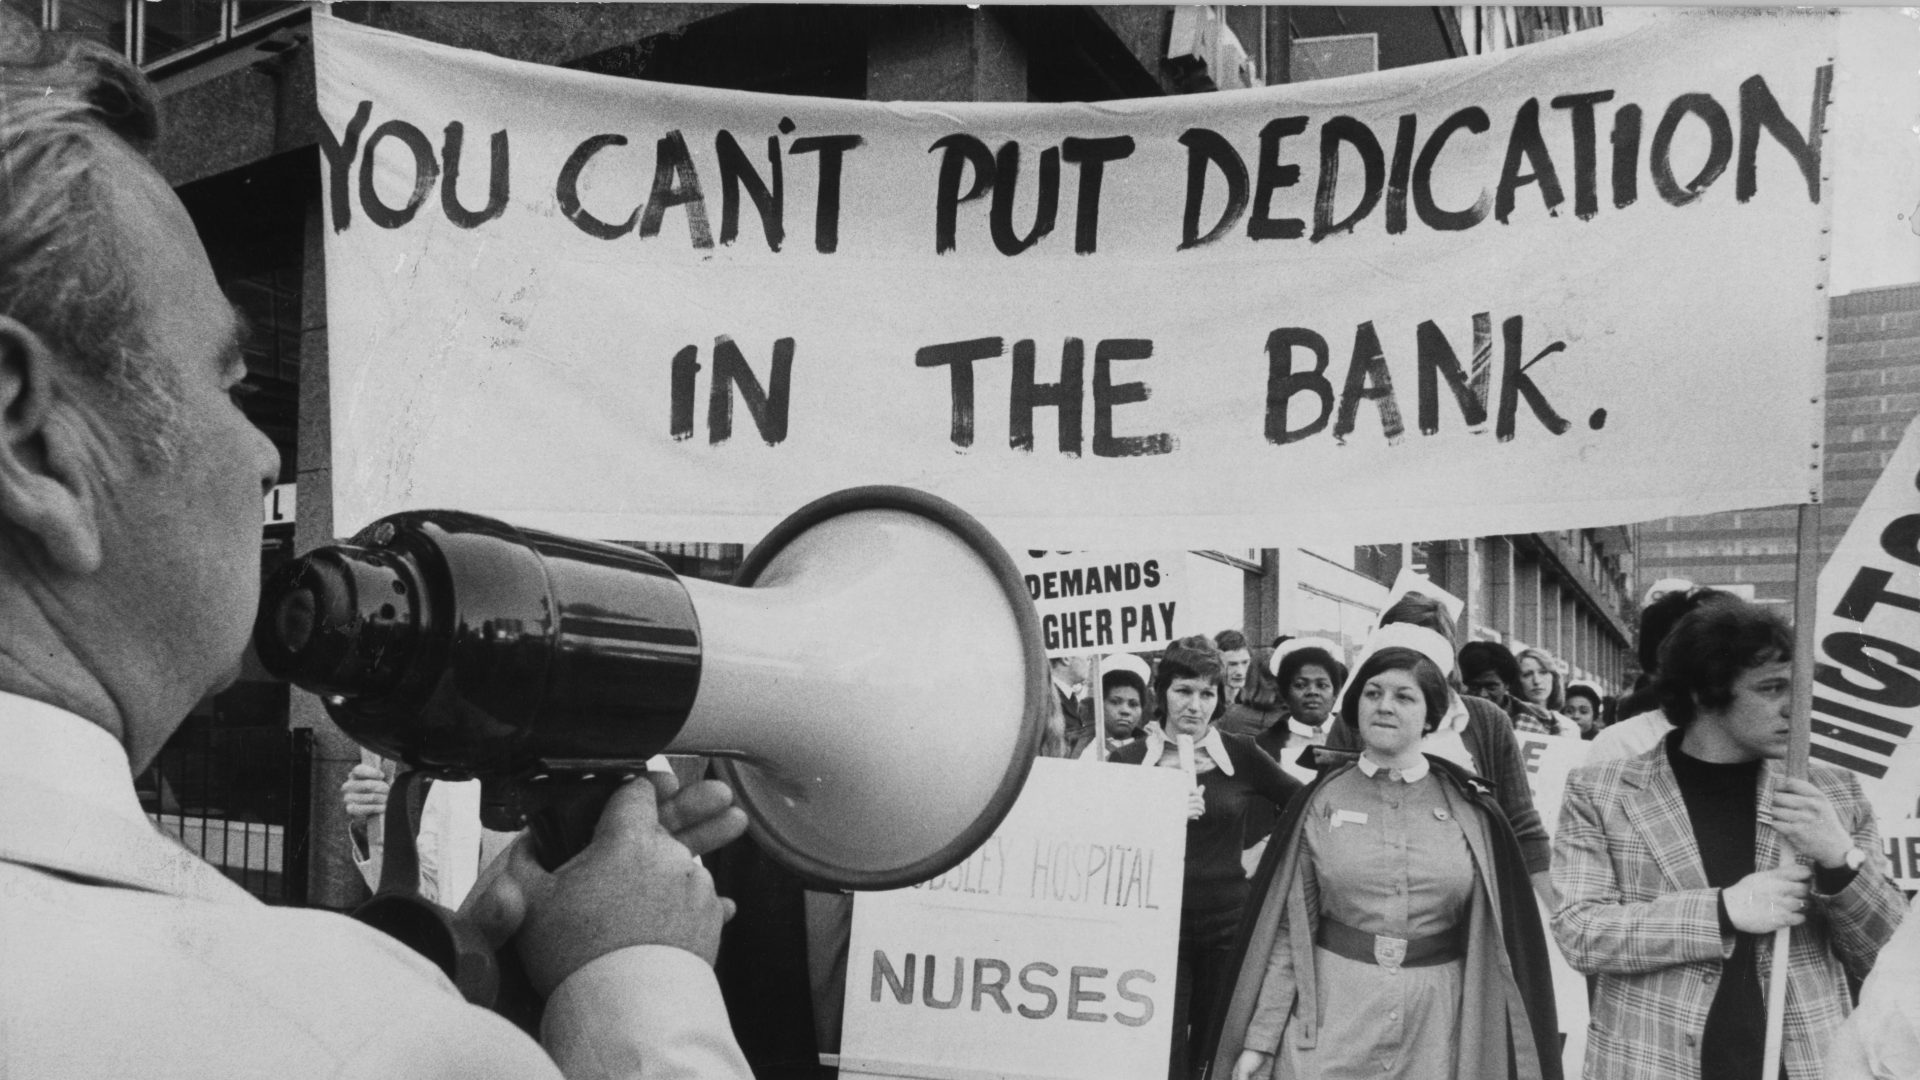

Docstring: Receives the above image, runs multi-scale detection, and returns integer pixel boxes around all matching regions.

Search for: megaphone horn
[255,486,1051,891]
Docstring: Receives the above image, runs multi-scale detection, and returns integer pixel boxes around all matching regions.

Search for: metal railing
[136,719,312,905]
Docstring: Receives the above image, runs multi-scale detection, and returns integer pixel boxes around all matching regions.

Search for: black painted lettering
[1312,116,1385,241]
[669,344,700,441]
[440,122,509,229]
[1611,104,1643,209]
[319,100,373,233]
[359,120,439,230]
[1816,631,1920,709]
[556,135,638,239]
[1494,98,1565,224]
[1384,114,1418,235]
[1882,513,1920,568]
[990,141,1060,256]
[915,337,1006,448]
[1650,93,1732,207]
[1416,314,1492,434]
[716,130,784,251]
[1412,107,1491,231]
[1333,321,1405,443]
[1737,67,1831,204]
[1550,91,1615,220]
[1061,136,1135,254]
[1265,327,1335,445]
[637,131,712,247]
[1495,316,1571,441]
[931,134,994,254]
[1093,339,1172,457]
[1178,128,1248,250]
[706,336,793,446]
[790,133,863,253]
[1011,338,1084,455]
[1249,116,1309,241]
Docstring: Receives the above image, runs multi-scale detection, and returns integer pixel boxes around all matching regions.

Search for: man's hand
[1724,863,1813,934]
[341,763,390,823]
[1771,777,1854,868]
[460,773,749,996]
[1188,786,1207,821]
[1232,1048,1274,1080]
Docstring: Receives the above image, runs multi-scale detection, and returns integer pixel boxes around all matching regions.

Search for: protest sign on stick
[1809,411,1920,828]
[1015,550,1187,657]
[839,758,1187,1080]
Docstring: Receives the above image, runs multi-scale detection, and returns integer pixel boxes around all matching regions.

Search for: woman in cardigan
[1112,637,1301,1079]
[1213,645,1560,1080]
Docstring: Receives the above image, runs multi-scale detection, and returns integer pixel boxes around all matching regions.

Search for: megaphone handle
[523,775,633,873]
[376,768,432,898]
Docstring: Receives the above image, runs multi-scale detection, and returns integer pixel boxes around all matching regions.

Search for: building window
[51,0,128,54]
[23,0,301,71]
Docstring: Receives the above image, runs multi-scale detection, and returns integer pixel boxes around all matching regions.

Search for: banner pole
[1761,501,1820,1080]
[1089,655,1106,762]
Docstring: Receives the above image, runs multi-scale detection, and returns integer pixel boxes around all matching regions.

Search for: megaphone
[255,485,1049,890]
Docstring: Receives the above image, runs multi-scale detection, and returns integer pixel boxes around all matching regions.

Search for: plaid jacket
[1550,744,1904,1080]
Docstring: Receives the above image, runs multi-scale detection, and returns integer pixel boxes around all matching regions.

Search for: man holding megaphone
[0,21,754,1079]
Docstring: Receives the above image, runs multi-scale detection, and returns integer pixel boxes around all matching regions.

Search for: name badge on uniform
[1331,809,1369,829]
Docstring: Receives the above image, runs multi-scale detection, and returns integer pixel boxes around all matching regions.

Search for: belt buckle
[1373,934,1408,972]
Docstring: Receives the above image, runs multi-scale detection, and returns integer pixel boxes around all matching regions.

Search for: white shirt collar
[1136,724,1236,776]
[0,689,148,827]
[1289,716,1329,739]
[1356,752,1430,783]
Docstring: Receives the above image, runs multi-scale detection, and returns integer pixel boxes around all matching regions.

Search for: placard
[840,759,1188,1080]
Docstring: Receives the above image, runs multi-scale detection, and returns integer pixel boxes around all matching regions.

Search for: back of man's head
[1636,585,1731,673]
[1,13,171,446]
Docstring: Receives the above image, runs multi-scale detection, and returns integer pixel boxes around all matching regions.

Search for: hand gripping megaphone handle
[512,773,636,873]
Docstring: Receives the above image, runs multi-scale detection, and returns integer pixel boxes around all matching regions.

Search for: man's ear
[0,316,104,574]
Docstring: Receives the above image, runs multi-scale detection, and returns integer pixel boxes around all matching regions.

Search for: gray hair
[1,11,180,460]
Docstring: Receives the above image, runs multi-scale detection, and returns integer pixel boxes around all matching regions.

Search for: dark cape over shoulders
[1197,754,1562,1080]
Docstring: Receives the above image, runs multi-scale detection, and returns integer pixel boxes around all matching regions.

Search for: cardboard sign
[1880,816,1920,899]
[1016,550,1187,657]
[1514,730,1591,842]
[840,758,1187,1080]
[314,13,1833,548]
[1811,411,1920,827]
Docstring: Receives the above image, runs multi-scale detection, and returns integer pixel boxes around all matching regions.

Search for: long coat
[1551,747,1905,1080]
[1203,754,1562,1080]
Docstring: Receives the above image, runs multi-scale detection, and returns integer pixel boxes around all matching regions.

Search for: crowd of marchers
[1029,583,1908,1080]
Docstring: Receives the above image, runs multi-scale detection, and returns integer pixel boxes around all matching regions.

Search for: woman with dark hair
[1211,646,1560,1080]
[1076,652,1154,760]
[1261,640,1347,784]
[1459,640,1570,737]
[1322,596,1556,904]
[1562,682,1602,738]
[1113,637,1300,1079]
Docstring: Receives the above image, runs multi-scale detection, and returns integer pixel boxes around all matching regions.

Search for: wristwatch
[1841,845,1868,872]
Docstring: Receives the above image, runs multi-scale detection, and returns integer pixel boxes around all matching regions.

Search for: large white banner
[315,12,1834,548]
[1812,411,1920,829]
[839,758,1187,1080]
